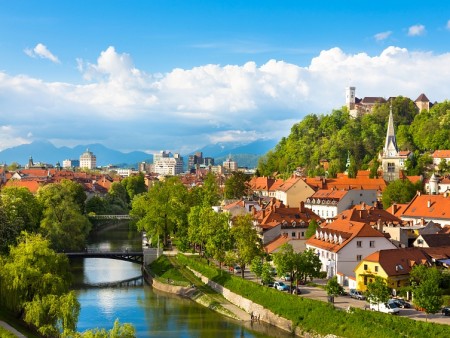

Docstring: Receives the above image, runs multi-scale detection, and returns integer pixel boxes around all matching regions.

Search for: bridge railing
[88,214,132,220]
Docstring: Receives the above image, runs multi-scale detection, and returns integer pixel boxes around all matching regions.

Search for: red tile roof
[432,150,450,159]
[399,193,450,221]
[264,234,291,254]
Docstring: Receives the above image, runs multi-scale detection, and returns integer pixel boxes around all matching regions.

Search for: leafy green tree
[297,248,322,284]
[250,256,264,280]
[230,214,262,278]
[369,159,380,178]
[365,276,391,310]
[121,173,147,203]
[37,181,92,251]
[66,319,135,338]
[131,177,188,247]
[224,171,250,199]
[106,182,129,214]
[305,219,319,239]
[85,195,108,214]
[438,158,448,174]
[0,232,79,334]
[201,172,221,207]
[410,266,443,321]
[0,198,18,253]
[381,179,420,208]
[273,243,298,288]
[1,186,42,233]
[260,262,275,286]
[325,276,344,305]
[204,210,232,268]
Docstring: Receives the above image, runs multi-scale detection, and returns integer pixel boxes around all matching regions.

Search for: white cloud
[24,43,60,63]
[2,45,450,153]
[374,31,392,41]
[408,24,426,36]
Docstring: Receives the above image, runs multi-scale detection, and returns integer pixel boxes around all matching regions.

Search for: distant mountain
[0,140,152,167]
[0,138,277,169]
[192,139,277,169]
[194,139,277,158]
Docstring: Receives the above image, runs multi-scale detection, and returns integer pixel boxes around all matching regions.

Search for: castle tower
[345,86,356,110]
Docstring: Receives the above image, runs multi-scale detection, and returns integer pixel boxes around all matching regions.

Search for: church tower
[380,105,410,182]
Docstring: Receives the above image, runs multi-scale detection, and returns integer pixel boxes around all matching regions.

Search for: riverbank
[143,262,249,322]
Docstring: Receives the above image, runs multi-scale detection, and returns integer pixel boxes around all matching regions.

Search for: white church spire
[383,104,398,157]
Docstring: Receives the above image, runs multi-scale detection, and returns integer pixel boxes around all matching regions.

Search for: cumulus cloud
[24,43,60,63]
[408,24,426,36]
[374,31,392,41]
[2,45,450,153]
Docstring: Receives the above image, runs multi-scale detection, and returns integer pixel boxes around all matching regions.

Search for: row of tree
[257,98,450,178]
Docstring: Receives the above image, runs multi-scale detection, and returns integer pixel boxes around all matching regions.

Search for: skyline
[1,1,450,154]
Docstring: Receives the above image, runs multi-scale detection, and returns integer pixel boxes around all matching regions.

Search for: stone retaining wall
[188,268,296,334]
[143,267,194,297]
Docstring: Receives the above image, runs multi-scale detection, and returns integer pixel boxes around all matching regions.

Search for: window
[375,266,379,272]
[292,232,296,238]
[364,264,368,270]
[357,255,362,261]
[301,232,305,237]
[370,241,375,248]
[356,241,362,248]
[387,162,395,173]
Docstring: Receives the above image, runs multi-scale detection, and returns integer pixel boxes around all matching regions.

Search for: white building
[153,151,184,176]
[223,156,238,173]
[306,217,396,285]
[62,159,79,168]
[305,189,377,221]
[79,149,97,170]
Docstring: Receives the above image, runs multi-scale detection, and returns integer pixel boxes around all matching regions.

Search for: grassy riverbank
[177,254,450,338]
[0,309,40,338]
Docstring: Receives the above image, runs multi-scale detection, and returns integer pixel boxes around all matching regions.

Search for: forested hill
[257,97,450,178]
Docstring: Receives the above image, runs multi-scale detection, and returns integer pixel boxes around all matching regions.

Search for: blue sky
[1,1,450,156]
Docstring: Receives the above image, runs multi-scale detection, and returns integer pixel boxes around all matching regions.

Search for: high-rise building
[223,155,238,173]
[153,151,184,176]
[80,149,97,169]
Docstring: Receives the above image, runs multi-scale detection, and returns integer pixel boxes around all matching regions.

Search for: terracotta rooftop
[264,234,291,254]
[419,234,450,247]
[306,219,385,253]
[432,150,450,159]
[400,193,450,221]
[415,93,430,102]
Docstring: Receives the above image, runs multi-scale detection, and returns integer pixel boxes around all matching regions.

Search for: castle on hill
[345,86,432,118]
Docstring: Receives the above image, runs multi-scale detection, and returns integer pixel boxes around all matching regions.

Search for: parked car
[390,298,411,308]
[233,266,242,274]
[281,273,291,281]
[442,307,450,316]
[261,280,274,287]
[274,281,290,291]
[370,301,400,314]
[349,289,365,300]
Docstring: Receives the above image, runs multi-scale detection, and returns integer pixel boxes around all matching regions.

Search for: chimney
[427,200,431,208]
[421,217,425,226]
[391,203,398,214]
[300,201,305,213]
[377,219,383,232]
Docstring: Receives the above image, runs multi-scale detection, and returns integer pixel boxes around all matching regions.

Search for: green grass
[0,309,40,338]
[178,254,450,338]
[0,326,17,338]
[148,255,191,286]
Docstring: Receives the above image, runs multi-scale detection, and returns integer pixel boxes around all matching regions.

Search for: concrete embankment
[142,267,246,321]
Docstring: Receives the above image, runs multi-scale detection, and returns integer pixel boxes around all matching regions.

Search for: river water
[70,222,294,338]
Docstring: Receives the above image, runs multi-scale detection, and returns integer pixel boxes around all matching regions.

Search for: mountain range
[0,139,277,169]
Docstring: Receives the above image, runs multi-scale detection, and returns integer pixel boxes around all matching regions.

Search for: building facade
[79,149,97,169]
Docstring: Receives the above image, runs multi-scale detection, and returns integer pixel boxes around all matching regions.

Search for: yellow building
[354,248,433,293]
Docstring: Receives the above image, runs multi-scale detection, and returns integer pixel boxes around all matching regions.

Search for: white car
[369,301,400,314]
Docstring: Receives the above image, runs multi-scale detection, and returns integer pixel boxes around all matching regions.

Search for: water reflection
[72,223,295,337]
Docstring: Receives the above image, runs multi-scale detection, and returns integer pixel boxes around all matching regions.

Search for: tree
[298,248,322,284]
[1,186,42,233]
[121,173,147,203]
[410,265,443,321]
[260,262,275,286]
[201,172,221,207]
[37,181,92,251]
[230,214,262,278]
[0,232,79,334]
[250,256,264,280]
[381,179,419,208]
[365,276,391,310]
[204,210,232,268]
[224,171,250,199]
[131,177,188,248]
[305,219,319,239]
[65,319,135,338]
[0,198,18,254]
[106,182,129,214]
[325,276,344,305]
[273,243,298,289]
